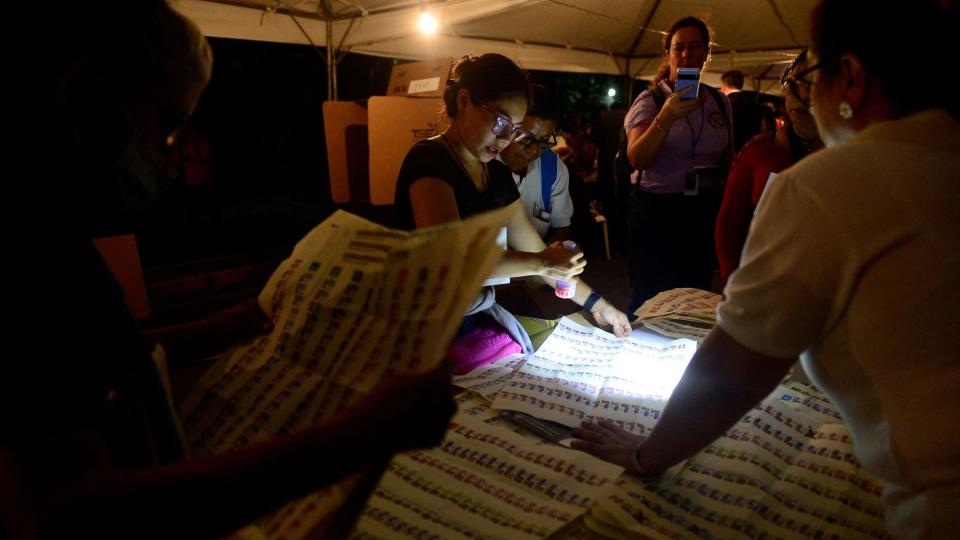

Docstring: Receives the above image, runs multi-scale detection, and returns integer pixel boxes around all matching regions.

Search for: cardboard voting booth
[385,58,453,98]
[322,59,452,205]
[322,101,368,204]
[368,96,449,205]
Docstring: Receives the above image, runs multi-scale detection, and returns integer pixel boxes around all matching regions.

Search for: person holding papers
[394,54,631,365]
[571,1,960,537]
[2,3,455,538]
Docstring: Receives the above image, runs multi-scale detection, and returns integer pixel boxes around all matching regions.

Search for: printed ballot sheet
[590,382,888,540]
[452,354,526,402]
[492,318,698,437]
[351,392,624,539]
[178,207,517,539]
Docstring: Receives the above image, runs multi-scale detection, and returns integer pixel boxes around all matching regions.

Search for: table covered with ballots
[179,206,888,539]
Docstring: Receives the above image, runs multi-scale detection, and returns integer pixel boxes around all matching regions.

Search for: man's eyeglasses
[472,98,524,140]
[514,130,558,151]
[781,62,822,102]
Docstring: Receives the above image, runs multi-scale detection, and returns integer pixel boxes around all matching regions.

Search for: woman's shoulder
[738,130,787,161]
[741,131,779,153]
[729,131,783,175]
[404,137,446,160]
[625,88,662,126]
[400,138,455,177]
[629,87,659,108]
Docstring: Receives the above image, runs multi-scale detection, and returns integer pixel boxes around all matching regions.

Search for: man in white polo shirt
[500,84,574,244]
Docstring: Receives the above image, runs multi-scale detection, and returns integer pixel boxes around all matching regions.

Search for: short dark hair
[443,54,531,117]
[526,84,558,122]
[721,70,744,90]
[654,16,713,85]
[810,0,956,115]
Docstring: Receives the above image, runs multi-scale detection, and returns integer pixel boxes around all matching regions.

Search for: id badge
[683,173,699,196]
[536,208,551,223]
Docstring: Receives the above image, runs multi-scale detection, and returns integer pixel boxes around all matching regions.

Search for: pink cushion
[447,321,522,375]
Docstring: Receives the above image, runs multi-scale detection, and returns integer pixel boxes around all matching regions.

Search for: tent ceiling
[175,0,816,89]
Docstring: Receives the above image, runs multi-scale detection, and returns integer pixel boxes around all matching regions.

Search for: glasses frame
[471,97,524,140]
[515,129,558,151]
[781,61,822,103]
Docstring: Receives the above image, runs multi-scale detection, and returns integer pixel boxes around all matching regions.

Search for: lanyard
[683,99,706,160]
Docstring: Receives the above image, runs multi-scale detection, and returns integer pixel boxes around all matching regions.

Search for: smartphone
[675,67,701,100]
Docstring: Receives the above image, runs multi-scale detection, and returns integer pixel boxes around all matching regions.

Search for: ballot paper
[491,317,698,436]
[452,354,526,402]
[350,392,624,539]
[179,207,517,539]
[590,382,888,540]
[632,288,722,341]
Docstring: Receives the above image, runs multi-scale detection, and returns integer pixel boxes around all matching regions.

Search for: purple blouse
[624,80,732,193]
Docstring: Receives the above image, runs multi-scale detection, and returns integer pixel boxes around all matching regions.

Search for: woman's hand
[570,420,659,476]
[659,85,704,124]
[536,242,586,280]
[591,298,632,338]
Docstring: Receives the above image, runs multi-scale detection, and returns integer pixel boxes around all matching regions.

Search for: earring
[839,101,854,119]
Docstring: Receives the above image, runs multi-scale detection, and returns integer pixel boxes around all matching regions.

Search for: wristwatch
[583,290,603,312]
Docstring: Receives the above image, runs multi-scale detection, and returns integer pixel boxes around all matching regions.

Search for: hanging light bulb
[417,6,438,35]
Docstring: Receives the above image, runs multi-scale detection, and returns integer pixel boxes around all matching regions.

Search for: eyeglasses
[781,62,822,102]
[472,98,524,140]
[514,130,558,151]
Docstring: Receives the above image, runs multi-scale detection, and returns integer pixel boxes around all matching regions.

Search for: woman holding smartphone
[395,54,631,371]
[623,16,733,312]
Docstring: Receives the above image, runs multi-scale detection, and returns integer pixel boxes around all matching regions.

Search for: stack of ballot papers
[632,288,723,341]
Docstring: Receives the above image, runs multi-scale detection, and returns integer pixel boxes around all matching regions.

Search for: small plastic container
[555,241,578,299]
[555,280,576,298]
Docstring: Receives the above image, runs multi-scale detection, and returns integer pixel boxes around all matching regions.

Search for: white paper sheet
[491,318,697,436]
[179,207,518,539]
[591,383,887,540]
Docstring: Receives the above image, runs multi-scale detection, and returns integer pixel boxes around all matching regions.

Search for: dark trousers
[627,189,720,313]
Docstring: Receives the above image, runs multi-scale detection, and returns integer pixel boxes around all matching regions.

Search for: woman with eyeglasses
[572,1,959,536]
[714,50,823,287]
[394,54,631,372]
[622,16,734,314]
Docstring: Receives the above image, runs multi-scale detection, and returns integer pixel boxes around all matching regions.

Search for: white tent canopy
[175,0,816,94]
